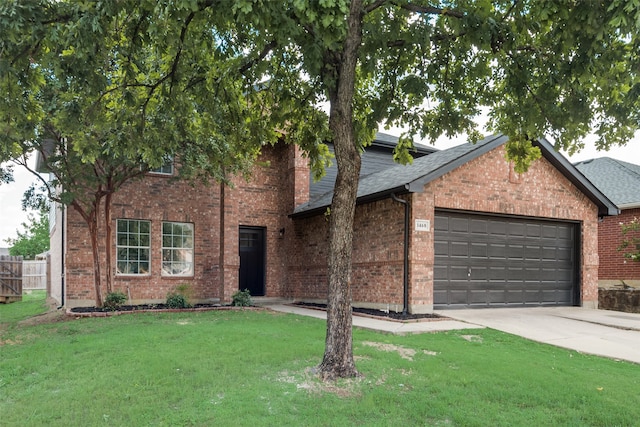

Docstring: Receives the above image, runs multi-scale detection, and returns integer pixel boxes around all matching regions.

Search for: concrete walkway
[266,303,640,365]
[267,304,483,334]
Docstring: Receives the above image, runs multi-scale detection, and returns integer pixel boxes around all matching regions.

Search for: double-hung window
[149,156,174,175]
[116,220,151,275]
[162,222,194,276]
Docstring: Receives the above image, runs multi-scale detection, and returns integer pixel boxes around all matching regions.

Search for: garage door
[434,211,579,308]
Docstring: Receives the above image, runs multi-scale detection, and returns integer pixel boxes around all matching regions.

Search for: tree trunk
[318,0,363,381]
[73,201,104,307]
[88,210,103,307]
[104,192,113,295]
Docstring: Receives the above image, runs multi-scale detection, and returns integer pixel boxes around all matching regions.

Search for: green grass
[1,293,639,426]
[0,290,49,324]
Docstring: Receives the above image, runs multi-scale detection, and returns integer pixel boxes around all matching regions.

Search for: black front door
[239,227,265,296]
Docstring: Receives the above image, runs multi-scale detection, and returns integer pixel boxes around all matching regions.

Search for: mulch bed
[292,302,446,322]
[67,302,447,322]
[68,304,259,318]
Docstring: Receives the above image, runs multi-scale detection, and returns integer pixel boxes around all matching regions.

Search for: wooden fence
[22,260,47,290]
[0,255,23,303]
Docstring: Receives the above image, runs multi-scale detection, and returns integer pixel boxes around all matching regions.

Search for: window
[116,220,151,275]
[162,222,194,276]
[149,156,174,175]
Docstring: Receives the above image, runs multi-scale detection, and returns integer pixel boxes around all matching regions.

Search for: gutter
[616,202,640,211]
[390,193,409,316]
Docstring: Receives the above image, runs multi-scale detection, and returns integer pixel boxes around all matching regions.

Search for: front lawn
[1,293,639,426]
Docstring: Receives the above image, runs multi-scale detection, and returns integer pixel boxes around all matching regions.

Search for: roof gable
[294,134,618,218]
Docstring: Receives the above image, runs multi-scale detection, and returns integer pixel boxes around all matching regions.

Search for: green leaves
[504,137,542,174]
[6,212,50,260]
[619,217,640,262]
[1,0,638,182]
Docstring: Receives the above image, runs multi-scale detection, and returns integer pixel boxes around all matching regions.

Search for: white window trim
[116,219,151,276]
[161,221,194,277]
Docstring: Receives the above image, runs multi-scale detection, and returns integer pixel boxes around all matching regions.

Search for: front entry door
[239,227,265,296]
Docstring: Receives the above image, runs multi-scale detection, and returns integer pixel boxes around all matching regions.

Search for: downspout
[390,193,409,316]
[62,204,65,307]
[57,204,65,309]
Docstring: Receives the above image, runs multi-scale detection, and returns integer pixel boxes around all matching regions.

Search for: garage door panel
[542,225,559,238]
[524,245,542,260]
[488,243,507,259]
[434,211,578,308]
[469,266,488,280]
[556,247,573,261]
[434,240,448,256]
[541,246,558,260]
[509,222,526,237]
[433,265,448,280]
[449,265,471,280]
[470,219,488,234]
[488,220,507,235]
[449,290,470,305]
[451,217,469,232]
[501,289,530,305]
[450,241,469,257]
[470,243,488,258]
[526,223,541,236]
[507,245,524,259]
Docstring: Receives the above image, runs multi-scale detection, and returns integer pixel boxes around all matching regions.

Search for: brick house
[47,133,616,311]
[575,157,640,287]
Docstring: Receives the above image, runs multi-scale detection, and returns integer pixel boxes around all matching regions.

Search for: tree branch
[393,1,464,18]
[238,40,278,75]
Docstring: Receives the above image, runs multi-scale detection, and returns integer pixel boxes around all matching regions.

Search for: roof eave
[290,185,410,219]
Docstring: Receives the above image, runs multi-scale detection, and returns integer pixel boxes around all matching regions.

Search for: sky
[1,131,639,247]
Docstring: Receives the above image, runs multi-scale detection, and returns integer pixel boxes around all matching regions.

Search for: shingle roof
[372,131,438,154]
[310,132,438,198]
[574,157,640,208]
[293,134,618,218]
[294,134,506,216]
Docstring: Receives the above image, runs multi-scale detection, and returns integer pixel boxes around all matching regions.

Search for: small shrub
[232,289,252,307]
[174,283,192,300]
[166,292,191,309]
[104,291,127,311]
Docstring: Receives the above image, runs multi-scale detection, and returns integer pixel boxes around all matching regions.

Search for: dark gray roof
[371,131,438,154]
[293,134,619,218]
[574,157,640,208]
[310,132,438,199]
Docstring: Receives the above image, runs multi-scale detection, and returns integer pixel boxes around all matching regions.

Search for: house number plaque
[415,219,431,232]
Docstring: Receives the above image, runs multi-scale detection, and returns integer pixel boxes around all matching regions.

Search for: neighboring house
[575,157,640,286]
[46,133,616,311]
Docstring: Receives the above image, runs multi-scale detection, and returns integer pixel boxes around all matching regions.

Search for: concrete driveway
[436,307,640,365]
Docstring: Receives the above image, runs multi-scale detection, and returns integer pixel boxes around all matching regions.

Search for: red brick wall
[64,173,222,306]
[288,198,406,308]
[290,145,601,311]
[598,208,640,281]
[228,143,302,299]
[63,143,307,307]
[62,140,601,310]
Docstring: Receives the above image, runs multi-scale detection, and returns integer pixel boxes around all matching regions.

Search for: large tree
[6,213,50,260]
[230,0,639,379]
[0,1,323,306]
[2,1,638,379]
